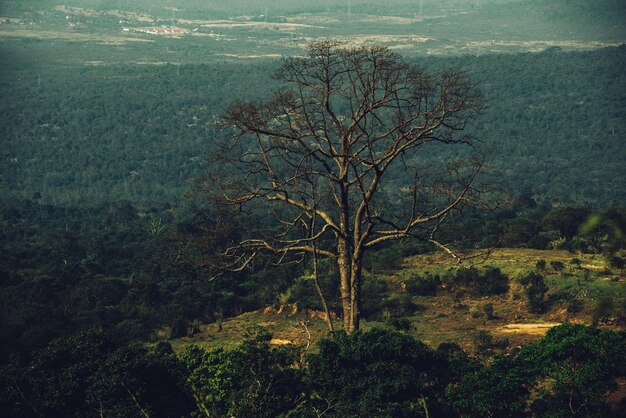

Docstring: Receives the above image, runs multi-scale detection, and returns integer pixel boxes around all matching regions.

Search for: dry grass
[171,249,623,354]
[169,305,332,353]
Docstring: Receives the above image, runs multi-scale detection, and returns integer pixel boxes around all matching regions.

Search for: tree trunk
[337,238,353,332]
[337,241,363,333]
[312,241,334,332]
[349,256,362,332]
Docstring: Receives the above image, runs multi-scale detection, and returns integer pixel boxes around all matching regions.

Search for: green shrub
[359,276,389,319]
[182,330,303,418]
[404,273,440,296]
[307,328,455,417]
[170,317,188,339]
[479,268,509,295]
[519,324,626,416]
[286,272,339,311]
[535,259,547,270]
[609,255,625,272]
[453,290,464,308]
[385,317,412,331]
[455,266,482,285]
[566,298,584,315]
[449,324,626,417]
[382,295,423,319]
[455,267,509,296]
[483,303,495,320]
[592,295,615,325]
[618,298,626,323]
[550,260,565,271]
[363,246,404,273]
[6,329,194,418]
[520,272,548,313]
[472,331,507,353]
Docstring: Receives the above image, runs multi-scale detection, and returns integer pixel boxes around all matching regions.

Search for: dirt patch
[218,53,283,59]
[355,15,425,25]
[582,264,605,270]
[199,21,324,30]
[496,322,561,336]
[286,14,341,25]
[270,338,293,345]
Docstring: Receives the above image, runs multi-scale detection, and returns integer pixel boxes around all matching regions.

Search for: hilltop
[169,248,626,354]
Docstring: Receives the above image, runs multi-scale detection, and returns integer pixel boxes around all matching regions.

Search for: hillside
[171,248,626,354]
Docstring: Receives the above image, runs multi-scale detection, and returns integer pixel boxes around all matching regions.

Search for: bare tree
[212,41,484,333]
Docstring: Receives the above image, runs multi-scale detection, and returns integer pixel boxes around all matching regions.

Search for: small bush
[480,268,509,295]
[536,259,547,270]
[385,317,412,331]
[618,299,626,323]
[454,267,509,296]
[453,291,464,308]
[483,303,495,320]
[520,272,548,313]
[363,246,404,273]
[473,330,494,352]
[609,256,625,272]
[286,274,339,312]
[360,277,390,319]
[182,331,303,418]
[170,317,188,339]
[381,295,422,319]
[404,273,440,296]
[469,305,482,319]
[566,298,583,315]
[473,331,508,353]
[550,261,565,271]
[455,267,482,285]
[592,296,615,325]
[307,328,448,417]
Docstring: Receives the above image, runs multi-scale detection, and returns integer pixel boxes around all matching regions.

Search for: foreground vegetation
[2,324,625,417]
[2,191,625,359]
[2,190,625,414]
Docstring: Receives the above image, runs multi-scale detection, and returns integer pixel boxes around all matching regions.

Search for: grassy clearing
[171,248,624,354]
[169,306,331,354]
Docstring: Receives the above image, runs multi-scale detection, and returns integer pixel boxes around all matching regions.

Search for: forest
[2,47,625,207]
[1,0,626,415]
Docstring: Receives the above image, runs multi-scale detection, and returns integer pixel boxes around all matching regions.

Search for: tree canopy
[213,41,484,332]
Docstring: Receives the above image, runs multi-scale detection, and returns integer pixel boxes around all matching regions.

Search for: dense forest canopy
[2,46,624,207]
